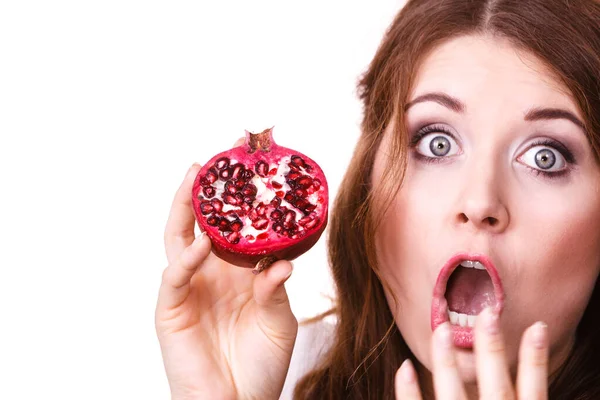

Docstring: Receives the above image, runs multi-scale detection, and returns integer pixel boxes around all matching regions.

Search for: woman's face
[373,34,600,383]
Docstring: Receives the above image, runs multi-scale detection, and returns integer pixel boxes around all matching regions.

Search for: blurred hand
[395,308,549,400]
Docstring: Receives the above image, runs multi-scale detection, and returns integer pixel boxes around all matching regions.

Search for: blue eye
[518,145,567,172]
[412,124,461,160]
[416,134,460,157]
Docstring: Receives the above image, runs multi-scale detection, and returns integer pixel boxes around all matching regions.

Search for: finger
[164,163,202,264]
[395,359,423,400]
[431,322,468,400]
[516,322,549,400]
[158,233,211,310]
[253,260,298,336]
[474,307,515,400]
[233,137,245,147]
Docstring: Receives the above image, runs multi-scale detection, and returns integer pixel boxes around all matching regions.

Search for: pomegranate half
[192,127,328,273]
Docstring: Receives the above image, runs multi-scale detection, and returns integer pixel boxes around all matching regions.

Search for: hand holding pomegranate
[155,161,299,400]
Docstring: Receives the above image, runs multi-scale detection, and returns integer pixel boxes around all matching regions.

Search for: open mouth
[431,253,505,348]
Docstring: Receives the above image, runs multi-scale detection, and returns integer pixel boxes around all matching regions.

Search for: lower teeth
[448,311,477,328]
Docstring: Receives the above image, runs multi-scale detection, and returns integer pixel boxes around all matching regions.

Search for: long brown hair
[294,0,600,399]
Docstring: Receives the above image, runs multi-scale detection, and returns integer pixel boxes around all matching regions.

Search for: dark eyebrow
[524,107,585,130]
[405,92,465,113]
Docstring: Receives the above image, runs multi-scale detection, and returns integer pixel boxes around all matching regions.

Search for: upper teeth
[460,260,485,270]
[448,311,477,328]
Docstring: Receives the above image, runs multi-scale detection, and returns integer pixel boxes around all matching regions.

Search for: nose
[454,165,510,234]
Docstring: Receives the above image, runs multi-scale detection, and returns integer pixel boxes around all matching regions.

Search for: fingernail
[187,163,200,175]
[437,322,453,348]
[278,263,293,284]
[483,307,499,335]
[195,231,206,244]
[531,321,548,349]
[284,266,293,280]
[400,359,417,384]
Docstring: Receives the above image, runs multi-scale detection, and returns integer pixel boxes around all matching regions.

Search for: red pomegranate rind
[192,127,328,271]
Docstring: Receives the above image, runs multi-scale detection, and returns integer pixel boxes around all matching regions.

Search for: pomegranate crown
[245,126,275,153]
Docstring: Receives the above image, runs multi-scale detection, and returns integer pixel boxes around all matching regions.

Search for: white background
[0,1,406,398]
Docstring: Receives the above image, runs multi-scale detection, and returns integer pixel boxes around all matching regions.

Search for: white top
[279,318,336,399]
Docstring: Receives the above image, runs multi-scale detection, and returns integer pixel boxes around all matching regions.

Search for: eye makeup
[408,123,579,179]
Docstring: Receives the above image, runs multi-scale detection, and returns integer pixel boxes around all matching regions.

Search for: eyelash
[409,124,459,164]
[409,125,577,178]
[523,139,575,179]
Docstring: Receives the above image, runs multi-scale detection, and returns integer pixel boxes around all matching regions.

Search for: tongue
[445,267,496,315]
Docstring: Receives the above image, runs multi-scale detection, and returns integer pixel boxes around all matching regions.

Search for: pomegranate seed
[200,201,214,215]
[242,184,257,197]
[218,219,231,232]
[304,217,319,229]
[271,181,283,189]
[270,210,283,220]
[252,218,269,230]
[284,191,295,203]
[245,234,255,241]
[220,167,232,180]
[298,215,313,226]
[257,232,269,240]
[210,199,223,212]
[270,197,282,208]
[283,221,296,230]
[242,169,255,181]
[287,171,301,181]
[304,203,317,213]
[291,155,306,168]
[286,179,297,188]
[296,176,313,189]
[223,194,239,205]
[203,186,216,198]
[214,157,230,170]
[255,161,268,177]
[235,179,246,189]
[226,231,241,244]
[294,189,307,197]
[234,193,244,204]
[256,204,267,216]
[206,168,218,183]
[248,209,259,221]
[294,198,309,210]
[312,179,321,190]
[200,176,211,187]
[243,196,254,205]
[231,220,243,232]
[283,210,295,225]
[231,164,244,180]
[268,168,277,176]
[225,181,237,194]
[206,215,219,226]
[272,223,283,233]
[276,191,285,198]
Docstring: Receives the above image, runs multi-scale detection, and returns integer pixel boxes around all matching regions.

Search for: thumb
[253,260,298,336]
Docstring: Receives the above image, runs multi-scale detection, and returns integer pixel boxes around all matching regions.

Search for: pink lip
[430,253,505,348]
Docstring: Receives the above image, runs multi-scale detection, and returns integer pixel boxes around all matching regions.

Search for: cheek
[374,169,445,366]
[375,169,443,295]
[491,182,600,372]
